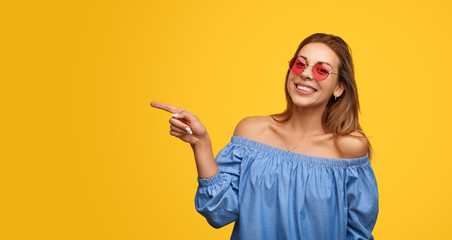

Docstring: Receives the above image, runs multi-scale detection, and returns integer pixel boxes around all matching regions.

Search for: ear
[334,82,345,98]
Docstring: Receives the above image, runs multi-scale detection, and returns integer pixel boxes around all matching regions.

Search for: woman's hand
[151,101,218,178]
[150,101,209,147]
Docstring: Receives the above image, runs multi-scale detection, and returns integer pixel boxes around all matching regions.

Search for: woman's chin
[291,97,325,109]
[292,99,312,108]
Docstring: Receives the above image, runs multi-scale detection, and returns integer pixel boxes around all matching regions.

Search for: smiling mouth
[295,83,317,93]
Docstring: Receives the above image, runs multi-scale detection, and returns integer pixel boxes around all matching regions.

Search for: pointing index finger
[150,101,181,114]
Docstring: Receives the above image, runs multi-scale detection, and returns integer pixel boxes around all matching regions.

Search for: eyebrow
[298,55,333,68]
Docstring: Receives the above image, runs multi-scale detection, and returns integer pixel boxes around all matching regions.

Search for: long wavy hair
[270,33,374,160]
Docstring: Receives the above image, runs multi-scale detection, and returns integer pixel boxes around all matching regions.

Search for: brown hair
[270,33,375,160]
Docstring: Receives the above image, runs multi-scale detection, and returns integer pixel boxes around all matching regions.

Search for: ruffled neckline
[230,135,369,167]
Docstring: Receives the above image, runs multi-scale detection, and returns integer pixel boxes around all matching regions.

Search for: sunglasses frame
[288,56,339,81]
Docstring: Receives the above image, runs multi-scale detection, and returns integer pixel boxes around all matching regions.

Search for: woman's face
[287,42,344,108]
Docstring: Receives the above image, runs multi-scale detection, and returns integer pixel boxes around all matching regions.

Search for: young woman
[151,33,379,240]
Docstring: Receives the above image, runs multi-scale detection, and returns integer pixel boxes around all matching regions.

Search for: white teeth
[297,84,315,92]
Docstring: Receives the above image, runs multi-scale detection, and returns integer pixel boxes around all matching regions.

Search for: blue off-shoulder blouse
[195,136,379,240]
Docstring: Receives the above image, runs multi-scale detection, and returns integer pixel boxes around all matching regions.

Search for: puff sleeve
[194,142,245,228]
[346,162,379,240]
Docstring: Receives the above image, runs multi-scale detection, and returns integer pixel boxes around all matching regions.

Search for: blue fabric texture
[195,136,379,240]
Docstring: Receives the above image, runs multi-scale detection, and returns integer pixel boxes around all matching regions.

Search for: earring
[334,96,337,100]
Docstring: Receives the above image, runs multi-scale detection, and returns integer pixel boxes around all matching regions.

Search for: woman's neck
[286,105,326,138]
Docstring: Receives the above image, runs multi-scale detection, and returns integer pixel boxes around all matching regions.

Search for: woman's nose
[301,65,314,80]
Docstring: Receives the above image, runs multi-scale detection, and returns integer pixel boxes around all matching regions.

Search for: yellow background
[1,0,451,239]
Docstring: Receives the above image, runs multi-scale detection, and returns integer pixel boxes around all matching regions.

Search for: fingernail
[172,113,179,117]
[185,127,193,135]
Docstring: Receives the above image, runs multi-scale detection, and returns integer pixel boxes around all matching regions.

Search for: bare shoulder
[233,116,270,139]
[336,131,369,158]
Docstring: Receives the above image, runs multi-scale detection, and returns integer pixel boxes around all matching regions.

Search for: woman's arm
[194,119,251,228]
[346,162,379,240]
[191,136,218,179]
[151,101,241,228]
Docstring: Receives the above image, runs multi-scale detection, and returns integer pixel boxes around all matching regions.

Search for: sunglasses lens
[313,62,331,80]
[289,57,306,74]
